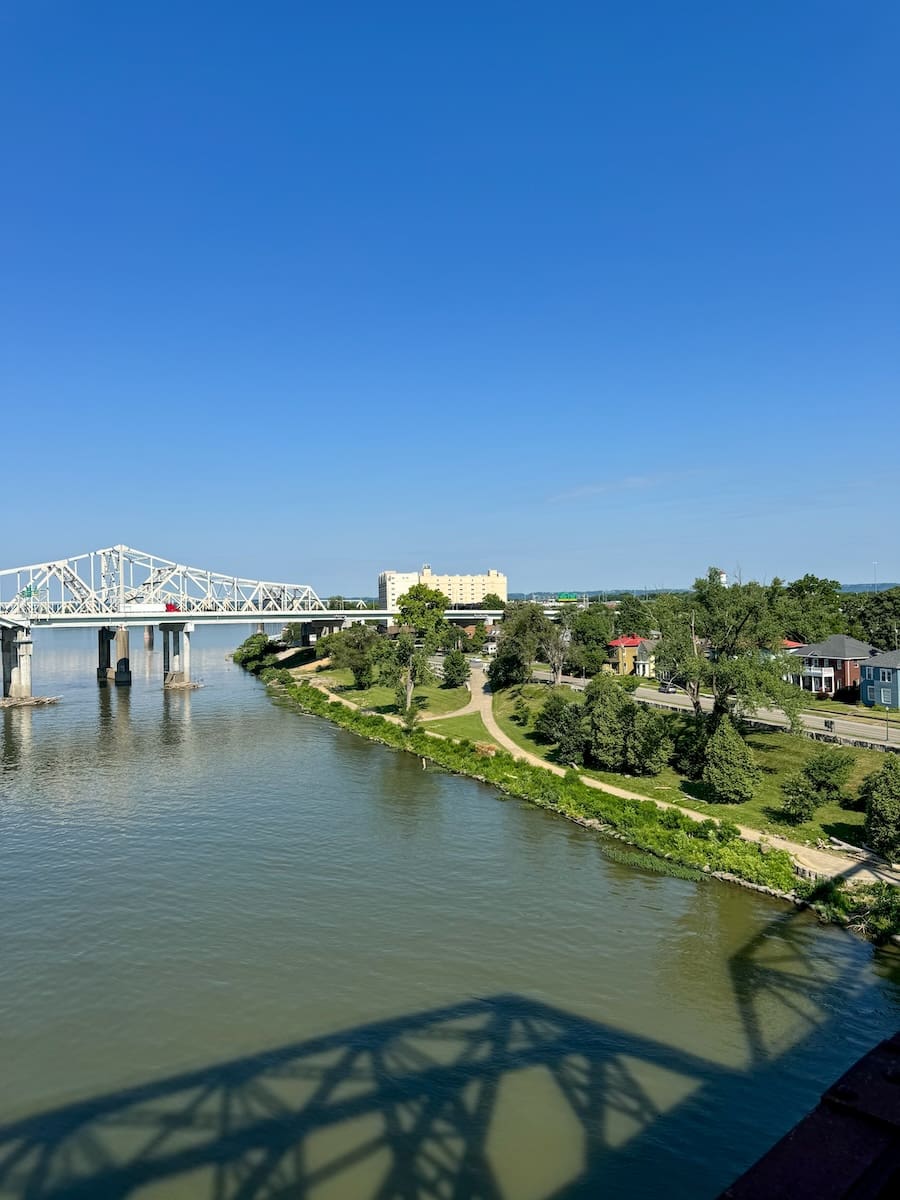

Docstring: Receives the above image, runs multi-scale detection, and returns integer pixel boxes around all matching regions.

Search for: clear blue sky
[2,2,897,595]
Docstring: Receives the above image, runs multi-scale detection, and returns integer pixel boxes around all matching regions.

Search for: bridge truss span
[0,545,326,626]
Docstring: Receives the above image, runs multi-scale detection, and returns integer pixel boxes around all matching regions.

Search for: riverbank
[251,663,900,943]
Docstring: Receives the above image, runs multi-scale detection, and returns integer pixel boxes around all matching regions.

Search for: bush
[442,650,470,689]
[780,775,820,824]
[513,696,531,726]
[862,755,900,861]
[702,717,759,804]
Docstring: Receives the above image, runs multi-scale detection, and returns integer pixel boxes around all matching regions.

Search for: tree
[488,642,531,689]
[442,650,470,688]
[564,606,613,677]
[541,624,569,686]
[580,674,671,775]
[535,691,585,764]
[654,568,801,728]
[848,588,900,651]
[282,622,305,646]
[702,717,760,804]
[616,594,652,638]
[862,755,900,860]
[393,632,434,712]
[326,595,347,610]
[467,623,488,653]
[488,603,551,689]
[513,696,530,725]
[582,674,631,770]
[622,706,673,777]
[775,575,846,644]
[396,584,450,648]
[780,746,855,824]
[321,624,384,689]
[481,592,506,611]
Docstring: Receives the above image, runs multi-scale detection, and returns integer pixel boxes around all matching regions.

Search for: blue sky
[2,2,897,595]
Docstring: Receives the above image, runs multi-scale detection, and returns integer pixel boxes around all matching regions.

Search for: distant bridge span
[0,545,501,699]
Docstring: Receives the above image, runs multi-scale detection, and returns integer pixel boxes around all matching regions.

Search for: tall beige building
[378,564,507,610]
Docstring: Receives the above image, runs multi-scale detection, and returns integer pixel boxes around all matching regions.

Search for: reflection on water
[2,629,900,1198]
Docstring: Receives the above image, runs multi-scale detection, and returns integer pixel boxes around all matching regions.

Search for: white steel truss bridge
[0,545,327,628]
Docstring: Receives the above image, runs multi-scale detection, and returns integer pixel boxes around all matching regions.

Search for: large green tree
[654,568,801,728]
[396,583,450,648]
[774,574,846,644]
[319,624,382,689]
[581,673,671,776]
[481,592,506,611]
[702,717,759,804]
[616,594,653,638]
[488,603,551,689]
[442,649,470,688]
[862,755,900,860]
[563,605,614,677]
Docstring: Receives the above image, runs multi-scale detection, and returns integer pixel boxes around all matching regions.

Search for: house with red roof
[607,634,644,675]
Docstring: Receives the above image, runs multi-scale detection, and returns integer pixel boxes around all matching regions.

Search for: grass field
[427,712,496,744]
[310,667,470,717]
[492,683,887,847]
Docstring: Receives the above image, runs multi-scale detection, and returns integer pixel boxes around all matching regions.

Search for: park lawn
[492,683,885,849]
[311,667,468,717]
[428,712,497,744]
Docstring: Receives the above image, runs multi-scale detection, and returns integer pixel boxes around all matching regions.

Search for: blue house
[860,651,900,710]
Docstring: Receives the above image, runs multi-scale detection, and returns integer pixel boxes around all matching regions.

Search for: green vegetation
[491,684,888,848]
[862,755,900,861]
[441,649,470,689]
[232,633,280,674]
[263,669,800,896]
[312,667,469,717]
[702,717,760,804]
[780,747,855,824]
[428,712,496,743]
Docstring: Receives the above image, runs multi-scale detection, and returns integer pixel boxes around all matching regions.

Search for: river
[2,627,899,1199]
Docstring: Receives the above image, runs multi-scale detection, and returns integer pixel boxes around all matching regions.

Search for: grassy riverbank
[234,640,900,942]
[263,668,799,890]
[493,684,885,848]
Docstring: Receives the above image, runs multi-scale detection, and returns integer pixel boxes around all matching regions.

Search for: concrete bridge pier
[113,626,132,687]
[2,626,33,699]
[97,627,114,683]
[144,625,154,649]
[161,621,193,687]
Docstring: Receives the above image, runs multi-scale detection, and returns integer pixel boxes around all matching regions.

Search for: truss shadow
[0,992,752,1200]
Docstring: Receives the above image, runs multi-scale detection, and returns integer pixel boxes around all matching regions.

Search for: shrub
[442,650,470,689]
[862,755,900,861]
[702,717,759,804]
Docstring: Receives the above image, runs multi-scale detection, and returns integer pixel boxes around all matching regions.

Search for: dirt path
[468,670,900,886]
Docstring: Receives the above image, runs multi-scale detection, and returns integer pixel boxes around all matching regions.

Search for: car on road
[659,681,678,694]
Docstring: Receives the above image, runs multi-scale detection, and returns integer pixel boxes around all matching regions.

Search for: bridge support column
[144,625,154,650]
[256,622,265,634]
[181,624,192,684]
[97,627,114,683]
[113,627,132,687]
[2,627,33,699]
[160,622,191,686]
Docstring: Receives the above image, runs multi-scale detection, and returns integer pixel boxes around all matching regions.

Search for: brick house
[787,634,881,697]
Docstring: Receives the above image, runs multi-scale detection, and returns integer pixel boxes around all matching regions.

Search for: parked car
[659,681,677,694]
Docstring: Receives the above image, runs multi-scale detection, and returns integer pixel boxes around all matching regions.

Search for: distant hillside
[841,583,898,594]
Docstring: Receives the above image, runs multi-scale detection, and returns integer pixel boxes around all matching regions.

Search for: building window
[880,669,892,683]
[864,667,872,680]
[882,688,892,706]
[867,686,875,702]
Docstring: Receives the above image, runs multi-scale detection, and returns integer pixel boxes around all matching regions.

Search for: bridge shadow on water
[0,892,895,1199]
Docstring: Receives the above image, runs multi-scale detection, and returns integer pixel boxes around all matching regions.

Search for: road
[530,671,898,748]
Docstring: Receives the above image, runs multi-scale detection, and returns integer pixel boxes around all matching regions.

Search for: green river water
[2,628,899,1198]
